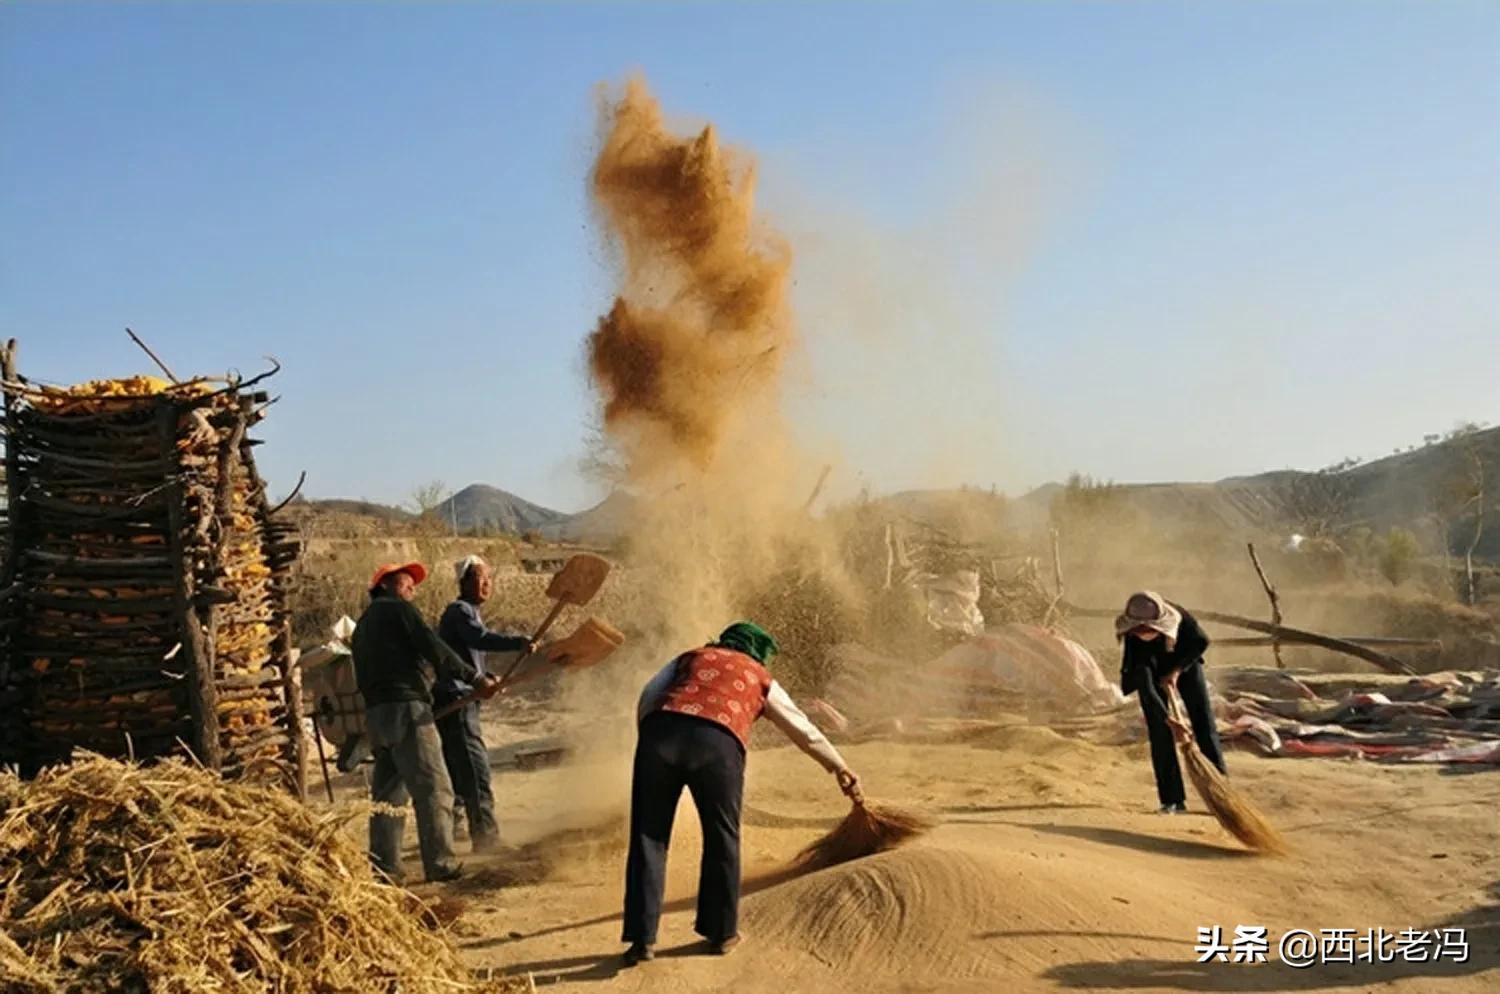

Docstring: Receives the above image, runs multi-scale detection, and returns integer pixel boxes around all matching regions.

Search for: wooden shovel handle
[498,598,568,683]
[433,598,568,720]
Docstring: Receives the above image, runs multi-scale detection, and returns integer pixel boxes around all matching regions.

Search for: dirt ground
[317,692,1500,994]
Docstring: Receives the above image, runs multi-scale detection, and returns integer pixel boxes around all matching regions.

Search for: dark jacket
[434,599,530,701]
[1120,605,1210,714]
[352,593,478,707]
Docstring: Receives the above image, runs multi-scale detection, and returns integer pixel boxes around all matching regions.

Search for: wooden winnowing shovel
[499,616,625,691]
[433,553,611,720]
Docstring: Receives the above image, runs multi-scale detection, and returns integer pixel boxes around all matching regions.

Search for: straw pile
[791,801,935,874]
[0,342,304,793]
[0,754,526,994]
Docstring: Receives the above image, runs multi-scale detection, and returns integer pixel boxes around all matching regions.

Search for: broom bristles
[1181,743,1287,855]
[791,800,935,873]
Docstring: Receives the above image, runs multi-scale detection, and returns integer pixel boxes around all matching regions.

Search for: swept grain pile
[791,801,936,873]
[0,754,523,994]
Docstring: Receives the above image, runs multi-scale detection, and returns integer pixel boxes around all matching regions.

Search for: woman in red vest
[622,621,860,965]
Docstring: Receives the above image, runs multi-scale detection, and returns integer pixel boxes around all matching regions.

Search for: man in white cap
[1116,590,1226,814]
[435,555,535,851]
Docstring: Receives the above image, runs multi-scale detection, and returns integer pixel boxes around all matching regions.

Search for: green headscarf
[713,621,779,664]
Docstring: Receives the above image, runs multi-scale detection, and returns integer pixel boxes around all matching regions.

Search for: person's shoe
[426,863,465,883]
[708,935,742,956]
[1158,802,1188,814]
[470,834,503,855]
[622,942,655,966]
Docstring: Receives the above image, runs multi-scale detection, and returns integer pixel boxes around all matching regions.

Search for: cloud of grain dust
[562,78,847,766]
[770,85,1079,499]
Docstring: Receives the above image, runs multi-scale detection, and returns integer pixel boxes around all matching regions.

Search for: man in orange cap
[352,562,500,883]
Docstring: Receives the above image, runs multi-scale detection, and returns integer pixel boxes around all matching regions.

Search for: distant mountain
[435,484,570,536]
[292,425,1499,556]
[540,490,638,544]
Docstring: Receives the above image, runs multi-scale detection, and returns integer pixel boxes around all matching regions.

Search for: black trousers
[622,711,745,945]
[1139,661,1226,807]
[434,699,499,844]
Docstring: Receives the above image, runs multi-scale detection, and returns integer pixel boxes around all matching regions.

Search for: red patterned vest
[656,647,773,748]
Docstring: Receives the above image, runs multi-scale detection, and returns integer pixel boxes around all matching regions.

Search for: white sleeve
[636,662,678,723]
[763,680,848,774]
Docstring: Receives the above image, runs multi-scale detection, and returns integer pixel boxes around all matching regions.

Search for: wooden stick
[802,464,832,513]
[882,523,896,590]
[1062,601,1417,675]
[434,598,574,720]
[125,328,180,383]
[265,470,307,516]
[310,712,336,803]
[157,400,221,770]
[1043,526,1065,628]
[238,428,305,801]
[1214,636,1443,649]
[1246,542,1285,670]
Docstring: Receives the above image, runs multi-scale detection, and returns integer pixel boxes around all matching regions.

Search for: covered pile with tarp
[1216,668,1500,764]
[0,340,305,794]
[810,623,1124,735]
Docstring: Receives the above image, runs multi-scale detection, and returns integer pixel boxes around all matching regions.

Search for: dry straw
[0,753,527,993]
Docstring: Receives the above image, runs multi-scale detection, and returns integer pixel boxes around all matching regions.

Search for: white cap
[454,554,488,585]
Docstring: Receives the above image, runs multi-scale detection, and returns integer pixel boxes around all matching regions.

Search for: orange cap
[369,561,428,592]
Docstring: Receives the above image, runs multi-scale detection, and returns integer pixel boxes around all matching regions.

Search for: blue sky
[3,2,1497,511]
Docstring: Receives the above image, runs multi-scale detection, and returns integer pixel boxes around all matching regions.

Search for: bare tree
[1278,458,1361,539]
[407,479,457,536]
[408,479,449,516]
[1432,423,1490,605]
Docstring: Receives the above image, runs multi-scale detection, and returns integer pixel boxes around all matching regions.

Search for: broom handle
[1165,686,1195,747]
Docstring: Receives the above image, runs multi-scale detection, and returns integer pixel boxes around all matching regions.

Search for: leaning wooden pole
[239,406,306,801]
[1063,602,1417,675]
[158,400,222,770]
[1043,526,1065,629]
[0,341,23,769]
[1246,542,1285,670]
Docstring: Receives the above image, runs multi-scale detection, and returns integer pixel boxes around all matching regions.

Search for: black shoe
[708,935,742,956]
[1158,802,1187,815]
[623,942,655,966]
[426,863,465,883]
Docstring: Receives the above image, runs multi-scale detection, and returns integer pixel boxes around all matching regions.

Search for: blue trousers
[435,699,500,845]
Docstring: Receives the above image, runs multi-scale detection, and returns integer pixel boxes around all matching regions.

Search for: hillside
[980,425,1499,559]
[290,425,1500,557]
[539,490,638,544]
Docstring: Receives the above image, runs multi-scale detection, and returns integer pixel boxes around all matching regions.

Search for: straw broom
[1168,689,1287,855]
[791,781,934,873]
